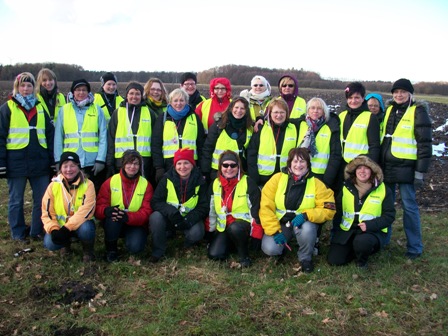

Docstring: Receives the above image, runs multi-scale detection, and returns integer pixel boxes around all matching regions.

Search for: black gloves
[414,172,424,190]
[51,226,71,245]
[104,205,128,223]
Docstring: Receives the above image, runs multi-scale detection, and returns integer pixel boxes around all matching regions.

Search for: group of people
[0,69,432,271]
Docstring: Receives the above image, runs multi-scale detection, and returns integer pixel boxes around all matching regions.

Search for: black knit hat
[59,151,80,166]
[70,79,91,93]
[180,72,197,85]
[100,72,117,87]
[391,78,414,94]
[126,81,144,97]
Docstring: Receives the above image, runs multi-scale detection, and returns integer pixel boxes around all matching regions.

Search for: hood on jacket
[344,155,383,184]
[209,77,232,99]
[278,74,299,97]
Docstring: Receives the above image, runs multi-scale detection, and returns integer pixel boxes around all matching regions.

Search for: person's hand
[155,168,165,184]
[174,218,192,231]
[414,172,424,190]
[51,226,71,245]
[292,213,306,228]
[116,210,129,224]
[92,162,105,176]
[104,205,119,218]
[358,222,367,232]
[273,232,286,245]
[0,166,6,177]
[253,119,264,133]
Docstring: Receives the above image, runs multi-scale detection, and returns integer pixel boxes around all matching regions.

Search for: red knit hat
[173,147,195,166]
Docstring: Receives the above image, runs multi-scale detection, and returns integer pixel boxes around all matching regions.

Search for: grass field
[0,179,447,335]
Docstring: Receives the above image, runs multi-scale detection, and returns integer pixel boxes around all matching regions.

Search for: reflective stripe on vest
[211,129,252,170]
[297,122,331,174]
[274,174,316,220]
[257,123,297,175]
[110,174,148,211]
[212,175,252,232]
[52,181,88,226]
[62,103,99,152]
[289,96,307,119]
[341,183,387,233]
[166,179,199,216]
[339,111,371,163]
[114,106,152,158]
[381,105,417,160]
[6,100,47,149]
[162,113,198,159]
[94,93,124,121]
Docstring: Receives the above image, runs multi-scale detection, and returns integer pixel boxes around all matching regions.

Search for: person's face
[347,92,364,109]
[73,85,89,101]
[252,79,266,94]
[280,78,295,95]
[124,158,140,177]
[103,80,117,94]
[171,94,187,112]
[41,76,55,92]
[355,165,372,183]
[149,82,162,101]
[231,101,246,119]
[307,101,324,120]
[221,160,239,179]
[175,160,193,179]
[182,80,196,95]
[127,88,142,105]
[289,155,308,177]
[213,84,227,99]
[393,89,411,105]
[18,82,34,97]
[367,98,381,115]
[271,105,287,125]
[61,160,80,181]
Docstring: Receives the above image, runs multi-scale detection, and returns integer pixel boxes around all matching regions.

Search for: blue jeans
[7,175,48,240]
[386,182,423,254]
[44,220,96,251]
[104,218,147,254]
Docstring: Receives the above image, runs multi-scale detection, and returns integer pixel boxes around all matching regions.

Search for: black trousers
[208,220,250,261]
[327,232,380,265]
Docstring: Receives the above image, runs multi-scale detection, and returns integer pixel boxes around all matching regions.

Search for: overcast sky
[0,0,446,83]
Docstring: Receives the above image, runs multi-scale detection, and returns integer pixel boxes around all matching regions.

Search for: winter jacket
[260,170,336,236]
[95,170,154,228]
[145,97,168,118]
[0,97,54,177]
[94,91,124,121]
[37,91,66,122]
[41,173,95,233]
[380,100,432,184]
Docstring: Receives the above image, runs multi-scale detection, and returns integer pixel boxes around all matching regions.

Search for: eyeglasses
[222,163,238,168]
[183,82,196,87]
[214,87,227,91]
[253,84,264,87]
[150,88,162,92]
[282,84,294,88]
[368,104,379,108]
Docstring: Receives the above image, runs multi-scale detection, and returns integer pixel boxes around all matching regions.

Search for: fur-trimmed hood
[344,155,383,184]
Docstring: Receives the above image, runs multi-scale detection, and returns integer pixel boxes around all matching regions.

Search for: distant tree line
[1,62,447,95]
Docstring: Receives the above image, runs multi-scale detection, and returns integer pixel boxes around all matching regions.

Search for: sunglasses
[222,163,238,168]
[282,84,294,88]
[253,84,264,87]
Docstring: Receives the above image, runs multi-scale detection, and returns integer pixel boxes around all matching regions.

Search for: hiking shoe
[106,251,118,263]
[30,233,45,241]
[405,252,421,260]
[149,255,164,263]
[356,261,368,269]
[239,257,252,268]
[301,260,314,273]
[82,253,96,263]
[60,246,73,258]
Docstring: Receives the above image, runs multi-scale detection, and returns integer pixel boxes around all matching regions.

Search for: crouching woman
[327,155,395,268]
[41,152,96,262]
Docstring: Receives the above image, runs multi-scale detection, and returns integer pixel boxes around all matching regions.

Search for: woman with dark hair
[201,97,253,182]
[94,72,124,122]
[96,149,154,262]
[207,150,262,267]
[327,155,395,268]
[260,148,335,273]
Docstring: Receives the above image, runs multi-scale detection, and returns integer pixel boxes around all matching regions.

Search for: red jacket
[95,171,154,227]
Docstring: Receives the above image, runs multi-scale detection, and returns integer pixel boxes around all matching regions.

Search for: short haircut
[307,97,330,122]
[168,88,189,104]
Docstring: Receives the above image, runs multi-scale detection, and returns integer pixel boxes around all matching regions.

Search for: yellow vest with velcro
[212,175,251,231]
[114,106,152,158]
[62,103,99,152]
[339,111,371,163]
[341,183,387,233]
[257,123,297,175]
[162,113,198,159]
[94,93,124,121]
[297,122,331,174]
[249,98,271,121]
[289,96,307,119]
[381,105,417,160]
[110,174,148,212]
[6,100,47,149]
[52,180,88,226]
[275,174,316,220]
[166,179,199,216]
[211,129,252,170]
[37,92,66,122]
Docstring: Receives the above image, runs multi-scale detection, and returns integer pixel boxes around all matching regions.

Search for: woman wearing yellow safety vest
[201,97,253,183]
[0,72,54,243]
[260,148,336,273]
[151,88,205,184]
[41,152,96,262]
[93,72,124,122]
[144,78,169,118]
[149,147,208,263]
[327,155,395,268]
[207,150,262,268]
[239,75,272,122]
[36,68,66,123]
[96,150,154,262]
